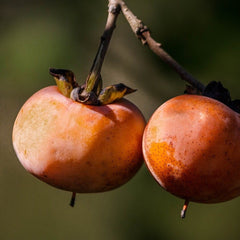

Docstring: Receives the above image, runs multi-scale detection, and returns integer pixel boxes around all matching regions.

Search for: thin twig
[85,0,121,90]
[118,0,205,93]
[75,0,121,104]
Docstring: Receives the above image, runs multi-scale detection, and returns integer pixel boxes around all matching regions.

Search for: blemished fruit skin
[12,86,146,193]
[143,94,240,203]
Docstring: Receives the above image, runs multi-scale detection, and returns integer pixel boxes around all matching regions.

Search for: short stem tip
[70,192,77,207]
[181,199,189,219]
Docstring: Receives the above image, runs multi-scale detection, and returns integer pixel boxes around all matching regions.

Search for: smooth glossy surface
[13,86,146,193]
[143,95,240,203]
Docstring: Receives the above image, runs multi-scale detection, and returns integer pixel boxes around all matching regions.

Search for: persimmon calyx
[71,87,100,105]
[98,83,136,105]
[49,68,136,105]
[49,68,78,98]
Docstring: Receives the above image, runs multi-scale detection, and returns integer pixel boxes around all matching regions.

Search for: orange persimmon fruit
[12,86,145,195]
[143,94,240,215]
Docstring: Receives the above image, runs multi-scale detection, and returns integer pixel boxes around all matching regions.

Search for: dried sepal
[98,83,136,105]
[49,68,78,98]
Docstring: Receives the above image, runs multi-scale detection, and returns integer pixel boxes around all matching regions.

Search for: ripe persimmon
[12,86,145,198]
[143,94,240,216]
[12,2,146,206]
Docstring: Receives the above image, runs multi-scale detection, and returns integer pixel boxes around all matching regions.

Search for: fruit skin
[12,86,146,193]
[143,94,240,203]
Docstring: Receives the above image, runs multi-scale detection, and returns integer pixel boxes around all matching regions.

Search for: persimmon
[12,85,145,196]
[143,94,240,217]
[12,4,147,206]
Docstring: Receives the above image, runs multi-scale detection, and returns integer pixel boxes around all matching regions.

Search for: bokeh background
[1,0,240,239]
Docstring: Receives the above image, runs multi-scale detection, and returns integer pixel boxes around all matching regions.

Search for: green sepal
[49,69,136,105]
[49,68,78,98]
[98,83,136,105]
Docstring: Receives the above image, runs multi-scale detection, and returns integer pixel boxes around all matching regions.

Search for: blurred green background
[1,0,240,239]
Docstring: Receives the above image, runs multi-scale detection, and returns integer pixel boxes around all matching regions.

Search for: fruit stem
[181,199,189,219]
[82,1,121,98]
[118,0,205,93]
[70,192,77,207]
